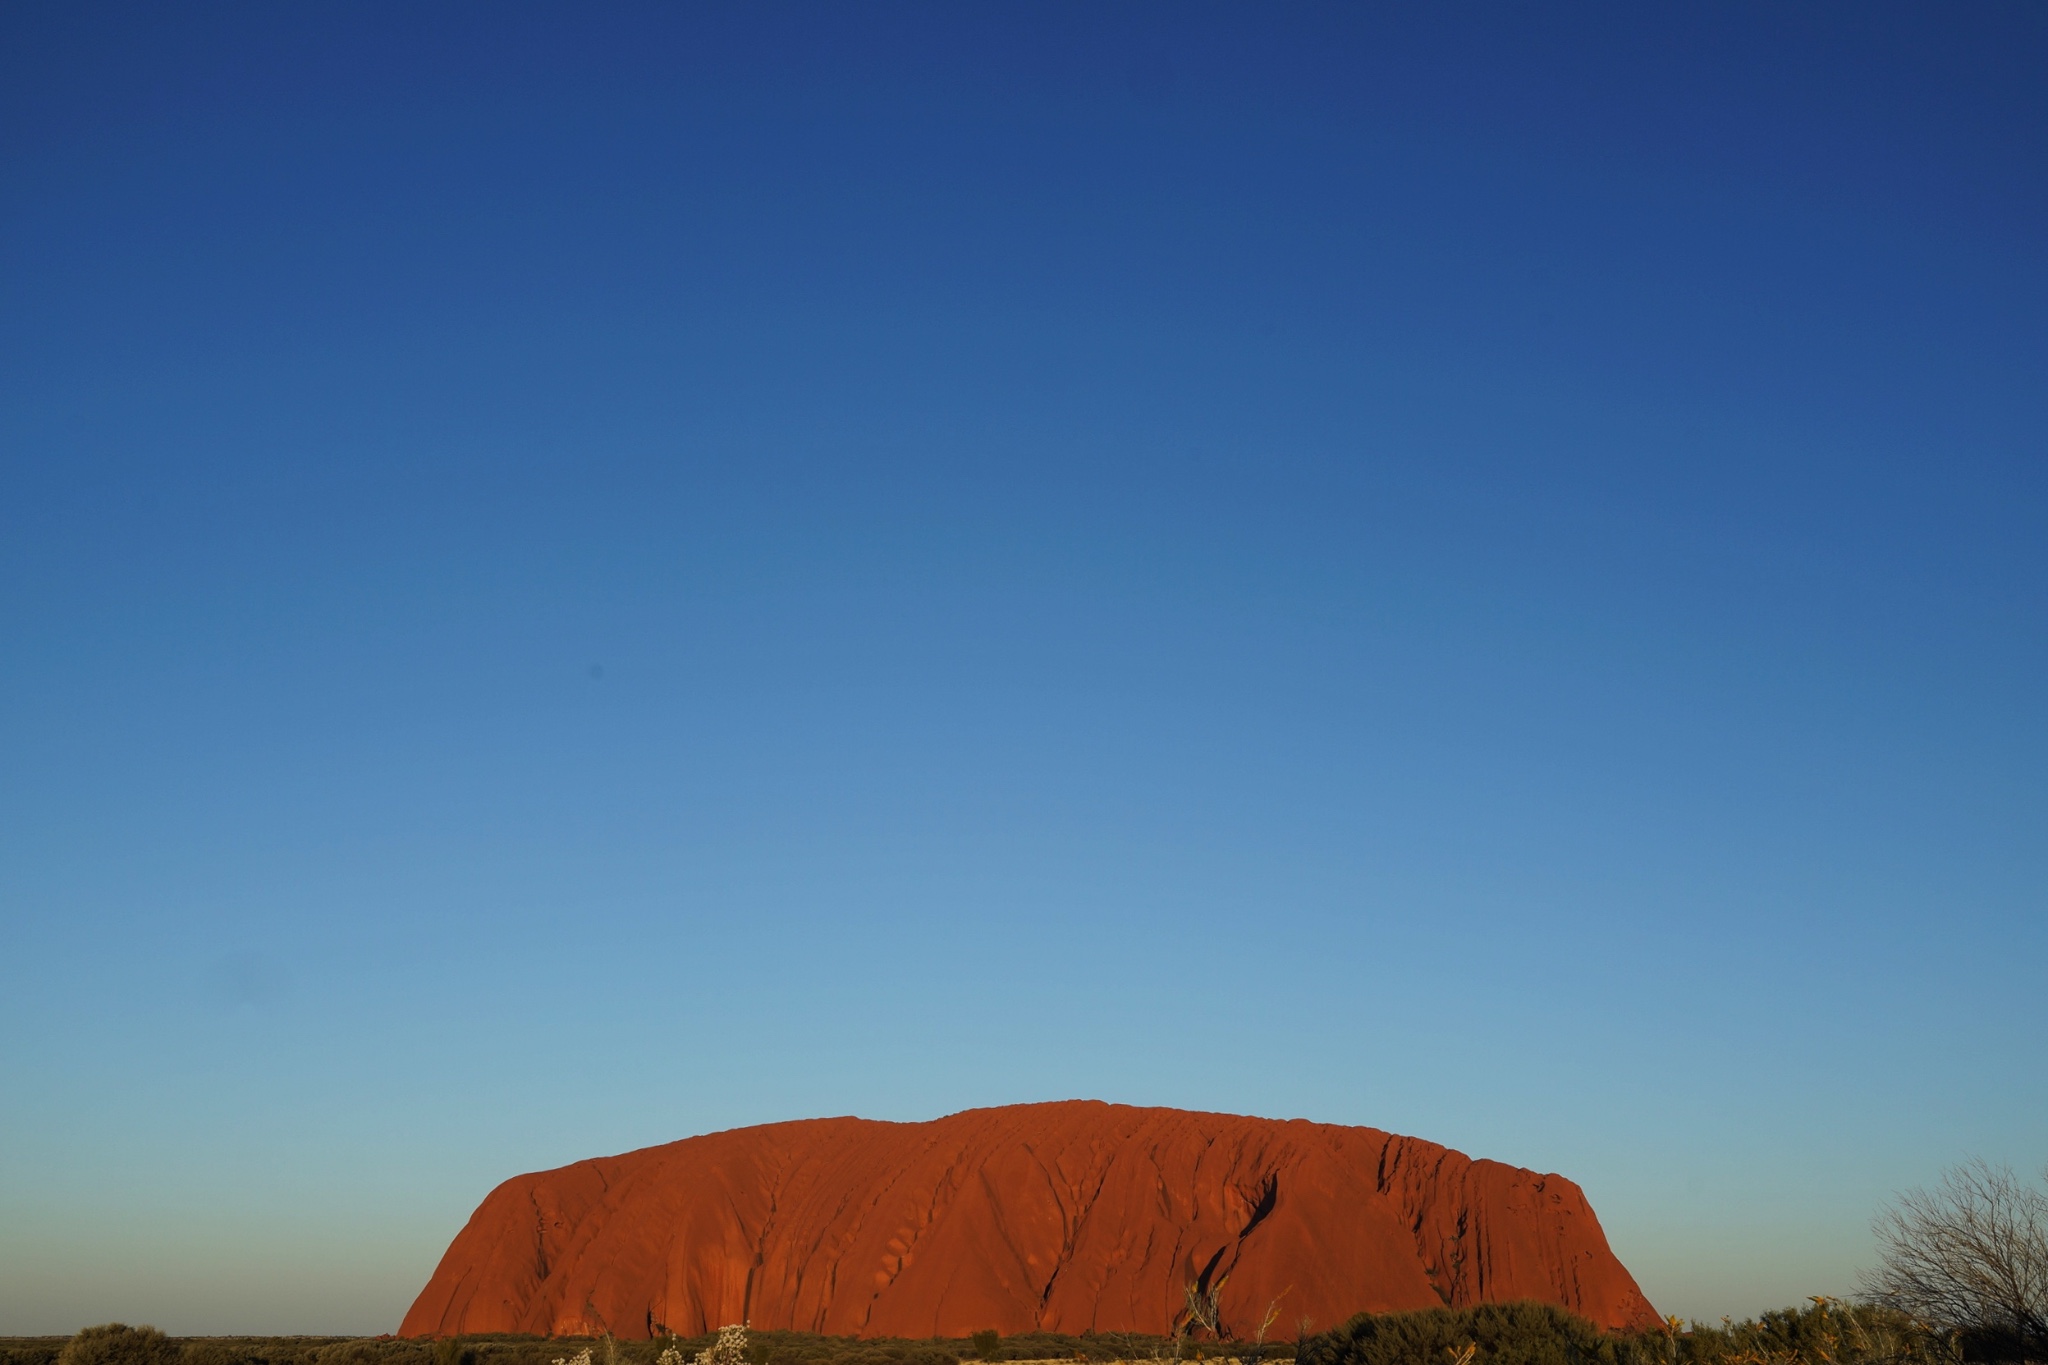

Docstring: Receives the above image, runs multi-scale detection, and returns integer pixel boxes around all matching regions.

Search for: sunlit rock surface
[400,1101,1659,1339]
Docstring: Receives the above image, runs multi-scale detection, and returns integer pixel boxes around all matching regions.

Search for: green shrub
[1301,1300,1956,1365]
[1300,1302,1616,1365]
[1672,1300,1956,1365]
[61,1327,182,1365]
[319,1345,430,1365]
[182,1344,254,1365]
[970,1337,999,1363]
[178,1341,271,1365]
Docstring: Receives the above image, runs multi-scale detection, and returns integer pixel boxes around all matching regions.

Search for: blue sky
[2,0,2044,1337]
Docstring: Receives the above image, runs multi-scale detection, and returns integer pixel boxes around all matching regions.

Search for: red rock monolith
[400,1101,1658,1340]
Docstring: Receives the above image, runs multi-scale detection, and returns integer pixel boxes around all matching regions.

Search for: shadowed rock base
[400,1101,1659,1340]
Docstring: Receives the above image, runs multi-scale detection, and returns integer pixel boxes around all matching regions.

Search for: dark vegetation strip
[2,1299,2021,1365]
[2,1331,1260,1365]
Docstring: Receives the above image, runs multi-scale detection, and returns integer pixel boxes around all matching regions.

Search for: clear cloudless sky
[2,0,2044,1338]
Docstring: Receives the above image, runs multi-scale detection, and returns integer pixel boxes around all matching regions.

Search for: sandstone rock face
[400,1102,1658,1340]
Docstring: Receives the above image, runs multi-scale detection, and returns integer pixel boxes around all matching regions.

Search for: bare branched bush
[1861,1160,2048,1359]
[1185,1281,1225,1343]
[695,1325,750,1365]
[1249,1300,1285,1350]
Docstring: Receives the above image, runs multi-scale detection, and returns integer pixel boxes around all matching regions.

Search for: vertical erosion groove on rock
[399,1101,1660,1339]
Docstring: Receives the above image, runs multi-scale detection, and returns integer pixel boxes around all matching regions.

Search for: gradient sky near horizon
[2,0,2045,1338]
